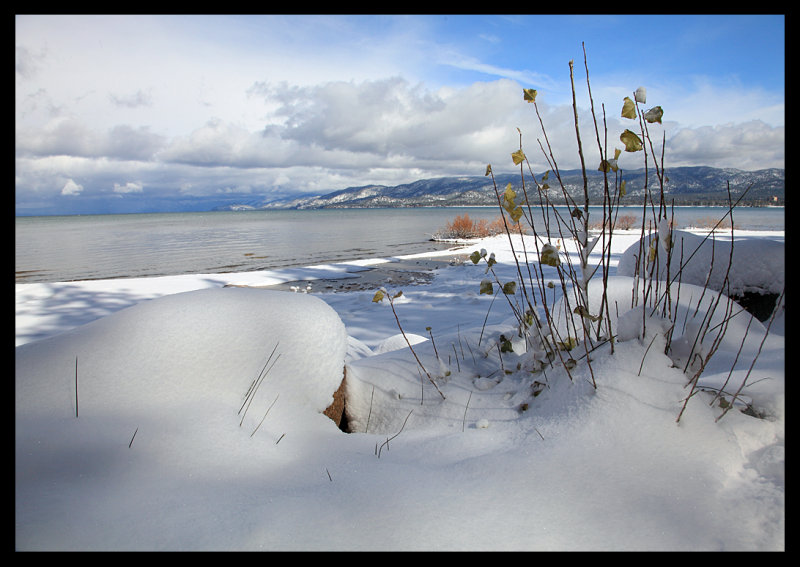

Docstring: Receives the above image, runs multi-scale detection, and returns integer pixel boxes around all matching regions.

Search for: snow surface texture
[16,230,784,551]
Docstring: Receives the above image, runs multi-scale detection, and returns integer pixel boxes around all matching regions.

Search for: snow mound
[618,229,784,296]
[16,287,348,427]
[373,332,428,354]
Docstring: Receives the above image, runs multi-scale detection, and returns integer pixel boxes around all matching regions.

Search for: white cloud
[109,89,153,109]
[17,118,165,161]
[60,179,83,195]
[665,121,785,170]
[113,181,143,194]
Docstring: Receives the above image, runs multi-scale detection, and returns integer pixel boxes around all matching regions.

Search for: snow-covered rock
[617,229,784,296]
[16,287,349,426]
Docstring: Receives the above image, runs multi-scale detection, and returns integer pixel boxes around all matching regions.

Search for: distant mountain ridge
[214,166,784,211]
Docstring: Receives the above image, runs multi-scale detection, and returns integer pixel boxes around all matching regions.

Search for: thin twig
[387,295,445,399]
[250,394,279,437]
[638,333,659,376]
[462,391,473,432]
[128,427,138,448]
[365,385,374,433]
[377,410,413,458]
[74,356,79,418]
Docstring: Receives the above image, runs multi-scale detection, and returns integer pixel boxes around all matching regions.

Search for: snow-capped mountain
[215,167,784,210]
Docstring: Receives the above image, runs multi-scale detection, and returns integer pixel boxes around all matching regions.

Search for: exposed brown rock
[324,368,348,431]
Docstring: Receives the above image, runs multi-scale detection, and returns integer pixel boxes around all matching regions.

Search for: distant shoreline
[14,203,786,219]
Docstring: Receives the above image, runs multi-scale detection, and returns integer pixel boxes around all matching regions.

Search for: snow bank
[16,287,348,424]
[618,229,785,296]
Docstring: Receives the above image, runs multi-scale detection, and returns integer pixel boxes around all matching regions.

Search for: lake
[15,206,784,284]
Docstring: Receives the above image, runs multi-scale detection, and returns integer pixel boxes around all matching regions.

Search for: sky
[15,14,785,215]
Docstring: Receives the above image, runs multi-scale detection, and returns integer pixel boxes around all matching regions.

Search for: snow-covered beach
[15,228,785,551]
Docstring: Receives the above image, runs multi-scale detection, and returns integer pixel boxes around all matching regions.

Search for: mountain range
[214,166,785,211]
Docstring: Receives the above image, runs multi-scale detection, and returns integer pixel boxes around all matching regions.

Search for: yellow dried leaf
[523,88,537,102]
[621,96,636,119]
[540,243,561,267]
[573,305,601,322]
[503,183,517,206]
[511,149,526,165]
[620,129,643,152]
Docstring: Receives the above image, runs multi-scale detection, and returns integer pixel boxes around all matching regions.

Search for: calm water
[16,206,784,284]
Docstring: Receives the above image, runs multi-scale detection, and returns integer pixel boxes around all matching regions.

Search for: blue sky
[15,14,785,215]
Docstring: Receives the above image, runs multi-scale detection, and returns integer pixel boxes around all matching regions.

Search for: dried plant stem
[239,343,281,426]
[74,356,79,418]
[377,410,413,458]
[387,295,445,400]
[365,385,374,433]
[638,334,659,376]
[462,391,473,432]
[250,394,279,437]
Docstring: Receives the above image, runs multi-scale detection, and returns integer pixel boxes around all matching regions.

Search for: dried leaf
[558,337,578,352]
[503,183,517,207]
[502,281,517,295]
[598,159,619,173]
[573,305,601,322]
[511,149,526,165]
[479,279,494,295]
[523,88,538,102]
[621,96,636,119]
[540,243,561,267]
[644,106,663,124]
[620,129,643,152]
[634,86,647,104]
[485,164,492,176]
[507,206,523,223]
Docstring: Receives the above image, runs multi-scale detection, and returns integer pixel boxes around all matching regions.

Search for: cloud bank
[15,15,784,215]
